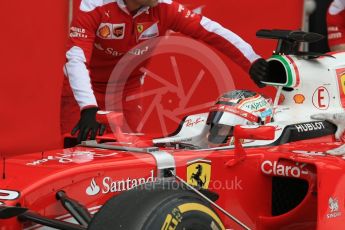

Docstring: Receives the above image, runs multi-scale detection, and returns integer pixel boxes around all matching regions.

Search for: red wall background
[0,1,69,155]
[0,0,303,155]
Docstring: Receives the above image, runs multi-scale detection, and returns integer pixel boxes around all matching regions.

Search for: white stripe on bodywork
[80,0,117,12]
[24,206,102,230]
[200,16,260,63]
[64,46,98,108]
[329,0,345,15]
[158,0,173,4]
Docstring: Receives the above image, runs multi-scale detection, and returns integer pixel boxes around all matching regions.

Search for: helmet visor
[208,124,234,144]
[207,110,250,145]
[207,110,249,126]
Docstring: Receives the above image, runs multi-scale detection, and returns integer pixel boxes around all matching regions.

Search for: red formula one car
[1,30,345,230]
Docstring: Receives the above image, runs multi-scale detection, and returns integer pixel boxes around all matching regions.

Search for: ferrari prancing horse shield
[137,24,144,33]
[187,161,211,189]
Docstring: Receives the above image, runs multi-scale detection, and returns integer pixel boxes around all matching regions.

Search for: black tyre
[88,181,225,230]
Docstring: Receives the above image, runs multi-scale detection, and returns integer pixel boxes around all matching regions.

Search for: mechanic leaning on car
[327,0,345,51]
[62,0,271,143]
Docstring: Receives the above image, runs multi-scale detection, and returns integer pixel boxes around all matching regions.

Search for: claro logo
[261,160,308,178]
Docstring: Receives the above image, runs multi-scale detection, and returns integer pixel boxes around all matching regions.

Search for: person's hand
[249,58,269,88]
[311,113,345,141]
[71,107,106,143]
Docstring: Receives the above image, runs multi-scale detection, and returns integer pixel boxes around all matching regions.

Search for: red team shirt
[327,0,345,48]
[64,0,261,111]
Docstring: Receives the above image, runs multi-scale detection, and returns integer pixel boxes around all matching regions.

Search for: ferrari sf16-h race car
[1,30,345,230]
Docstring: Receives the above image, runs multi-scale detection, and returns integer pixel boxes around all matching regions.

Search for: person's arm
[327,0,345,51]
[64,3,101,109]
[159,1,260,73]
[64,3,105,142]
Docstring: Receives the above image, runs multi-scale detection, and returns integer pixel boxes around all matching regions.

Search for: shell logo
[293,94,305,104]
[99,25,111,38]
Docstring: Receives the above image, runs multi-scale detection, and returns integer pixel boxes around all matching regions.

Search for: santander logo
[86,178,101,196]
[85,170,156,196]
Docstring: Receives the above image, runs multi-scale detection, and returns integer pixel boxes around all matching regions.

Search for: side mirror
[226,125,275,167]
[233,125,275,140]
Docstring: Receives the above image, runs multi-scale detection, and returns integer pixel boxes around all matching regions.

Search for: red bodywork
[0,133,344,230]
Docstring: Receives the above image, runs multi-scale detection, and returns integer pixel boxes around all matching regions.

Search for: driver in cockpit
[206,90,274,147]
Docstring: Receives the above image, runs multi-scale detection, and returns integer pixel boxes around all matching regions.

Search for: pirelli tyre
[88,181,225,230]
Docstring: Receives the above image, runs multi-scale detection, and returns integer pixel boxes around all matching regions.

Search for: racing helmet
[207,90,273,145]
